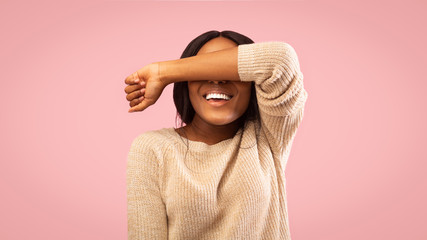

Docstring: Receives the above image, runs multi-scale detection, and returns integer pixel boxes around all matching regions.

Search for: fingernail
[139,96,144,101]
[134,79,139,83]
[128,108,133,113]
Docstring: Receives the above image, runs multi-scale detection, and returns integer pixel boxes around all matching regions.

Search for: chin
[202,113,241,126]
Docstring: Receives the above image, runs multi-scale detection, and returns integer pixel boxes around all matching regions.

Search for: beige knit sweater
[127,41,308,240]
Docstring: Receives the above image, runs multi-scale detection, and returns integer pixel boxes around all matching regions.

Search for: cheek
[188,93,199,110]
[237,85,252,113]
[187,82,202,111]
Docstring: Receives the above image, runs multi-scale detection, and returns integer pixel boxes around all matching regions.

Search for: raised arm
[124,46,241,112]
[124,41,308,158]
[237,41,308,157]
[159,46,240,84]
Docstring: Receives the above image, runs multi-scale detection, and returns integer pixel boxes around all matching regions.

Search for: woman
[124,30,308,240]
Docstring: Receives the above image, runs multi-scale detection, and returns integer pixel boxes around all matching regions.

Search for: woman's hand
[124,63,166,112]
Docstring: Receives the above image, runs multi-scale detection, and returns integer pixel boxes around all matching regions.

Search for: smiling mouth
[203,93,233,101]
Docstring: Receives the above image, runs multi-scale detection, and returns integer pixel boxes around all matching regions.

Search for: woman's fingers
[124,72,140,85]
[129,96,144,107]
[126,88,145,101]
[124,71,147,112]
[124,72,146,103]
[126,64,164,113]
[128,98,153,113]
[124,81,145,94]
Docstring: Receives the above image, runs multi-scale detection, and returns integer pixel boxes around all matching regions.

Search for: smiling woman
[124,30,308,240]
[185,36,252,133]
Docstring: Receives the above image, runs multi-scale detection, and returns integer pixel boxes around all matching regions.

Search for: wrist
[157,59,180,86]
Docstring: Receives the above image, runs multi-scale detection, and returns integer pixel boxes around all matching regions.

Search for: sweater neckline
[167,127,242,153]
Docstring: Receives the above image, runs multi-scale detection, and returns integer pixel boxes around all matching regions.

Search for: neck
[180,114,243,145]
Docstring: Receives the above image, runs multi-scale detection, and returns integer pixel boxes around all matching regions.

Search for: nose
[208,80,227,84]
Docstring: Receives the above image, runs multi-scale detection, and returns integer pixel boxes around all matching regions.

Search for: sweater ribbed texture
[127,41,308,240]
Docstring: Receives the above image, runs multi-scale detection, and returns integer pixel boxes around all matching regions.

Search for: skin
[183,38,251,144]
[124,37,251,145]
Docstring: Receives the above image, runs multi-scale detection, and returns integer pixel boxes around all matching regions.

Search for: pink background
[1,0,426,239]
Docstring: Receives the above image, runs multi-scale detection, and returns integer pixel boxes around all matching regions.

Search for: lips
[202,90,234,101]
[204,93,232,101]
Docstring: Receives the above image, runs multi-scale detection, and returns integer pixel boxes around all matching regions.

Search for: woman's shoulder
[129,127,178,153]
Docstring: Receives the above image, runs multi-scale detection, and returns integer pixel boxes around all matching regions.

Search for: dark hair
[173,30,260,128]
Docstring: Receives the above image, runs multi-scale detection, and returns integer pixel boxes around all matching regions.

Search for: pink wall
[1,0,426,239]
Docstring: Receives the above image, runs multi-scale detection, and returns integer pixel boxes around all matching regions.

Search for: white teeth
[205,93,231,100]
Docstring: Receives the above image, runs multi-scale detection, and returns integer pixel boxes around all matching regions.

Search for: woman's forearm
[158,46,241,85]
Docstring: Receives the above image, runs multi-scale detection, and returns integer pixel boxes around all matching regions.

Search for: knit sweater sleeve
[238,41,308,156]
[126,133,168,240]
